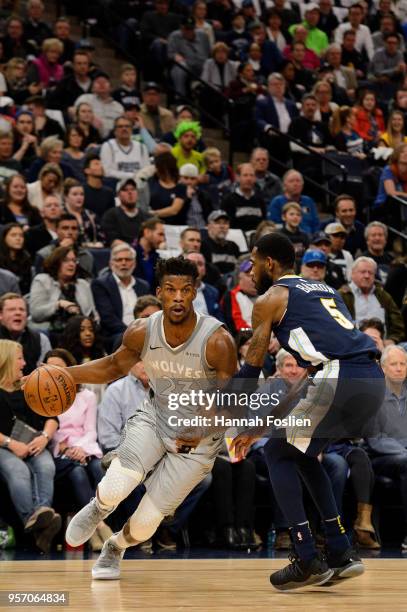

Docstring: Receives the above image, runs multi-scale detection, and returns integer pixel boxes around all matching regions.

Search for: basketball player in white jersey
[64,256,237,579]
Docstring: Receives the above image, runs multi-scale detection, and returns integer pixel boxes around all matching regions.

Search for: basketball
[24,364,76,417]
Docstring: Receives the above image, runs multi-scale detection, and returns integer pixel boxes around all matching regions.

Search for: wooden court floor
[1,558,406,612]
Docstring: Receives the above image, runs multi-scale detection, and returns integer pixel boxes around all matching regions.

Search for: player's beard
[255,271,274,295]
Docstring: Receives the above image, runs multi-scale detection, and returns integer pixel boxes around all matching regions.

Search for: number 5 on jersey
[320,298,354,330]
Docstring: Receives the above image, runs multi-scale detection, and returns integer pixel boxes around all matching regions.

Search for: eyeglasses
[63,257,78,264]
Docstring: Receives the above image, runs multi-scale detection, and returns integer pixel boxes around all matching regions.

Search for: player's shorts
[281,354,385,455]
[117,398,223,516]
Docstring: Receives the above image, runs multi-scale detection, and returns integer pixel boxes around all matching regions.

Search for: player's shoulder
[207,324,236,352]
[122,317,150,348]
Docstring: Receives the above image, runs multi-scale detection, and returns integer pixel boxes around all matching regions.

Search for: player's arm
[206,327,238,382]
[67,319,148,385]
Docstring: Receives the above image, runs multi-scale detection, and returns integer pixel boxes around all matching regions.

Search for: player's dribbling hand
[229,433,259,461]
[175,436,202,453]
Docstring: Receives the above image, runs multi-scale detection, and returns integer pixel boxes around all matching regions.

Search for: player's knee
[97,457,143,507]
[128,493,164,542]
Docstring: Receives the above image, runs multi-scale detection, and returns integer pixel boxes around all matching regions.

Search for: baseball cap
[325,222,347,235]
[92,70,110,81]
[239,260,252,273]
[116,178,137,193]
[305,2,320,11]
[302,250,327,266]
[312,231,331,244]
[182,16,195,28]
[208,210,230,223]
[143,81,161,93]
[179,163,199,178]
[242,0,254,6]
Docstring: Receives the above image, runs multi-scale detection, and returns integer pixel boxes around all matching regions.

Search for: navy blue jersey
[272,275,376,367]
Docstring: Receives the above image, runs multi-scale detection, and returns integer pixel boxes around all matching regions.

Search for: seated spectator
[324,222,354,282]
[309,232,347,289]
[100,116,152,182]
[330,194,366,256]
[265,9,287,52]
[54,16,75,63]
[369,33,405,103]
[193,0,215,47]
[47,50,93,111]
[371,4,401,42]
[162,105,206,151]
[0,131,22,188]
[225,12,251,60]
[250,147,282,202]
[101,178,149,246]
[26,95,65,141]
[24,193,62,256]
[313,80,338,125]
[145,151,188,225]
[180,163,213,227]
[27,162,63,211]
[28,37,64,89]
[359,317,385,351]
[279,201,309,260]
[283,24,320,71]
[91,243,150,341]
[75,72,124,139]
[335,3,374,62]
[24,0,52,46]
[112,63,140,109]
[366,345,407,550]
[0,293,51,374]
[63,178,103,247]
[290,41,316,91]
[201,210,240,275]
[46,348,112,551]
[318,0,339,39]
[325,44,358,102]
[375,143,407,212]
[185,252,223,319]
[29,245,98,336]
[222,260,257,335]
[74,102,102,148]
[133,295,161,320]
[222,163,265,232]
[5,58,41,105]
[353,90,385,150]
[0,174,41,229]
[172,121,205,173]
[135,218,165,292]
[12,110,39,170]
[201,41,238,91]
[27,136,74,184]
[267,169,320,235]
[362,221,393,284]
[280,59,306,104]
[288,4,329,56]
[379,110,407,151]
[2,16,36,62]
[61,125,86,182]
[340,256,405,343]
[0,339,59,553]
[300,249,328,282]
[35,213,93,277]
[140,82,175,139]
[201,147,234,207]
[83,154,114,218]
[330,106,365,157]
[0,224,32,294]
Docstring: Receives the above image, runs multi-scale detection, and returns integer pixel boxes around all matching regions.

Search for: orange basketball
[24,365,77,417]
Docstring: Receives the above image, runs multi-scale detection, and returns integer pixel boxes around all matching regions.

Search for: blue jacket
[267,194,320,235]
[202,283,224,322]
[255,94,298,135]
[91,271,150,336]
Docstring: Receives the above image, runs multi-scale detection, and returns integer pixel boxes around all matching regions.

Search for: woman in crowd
[201,42,238,92]
[0,339,60,553]
[379,110,407,150]
[313,80,339,125]
[12,110,39,170]
[75,102,102,149]
[192,0,215,47]
[27,163,63,210]
[29,245,98,340]
[61,125,86,182]
[147,151,188,225]
[330,106,365,157]
[265,10,286,52]
[63,178,103,246]
[46,349,112,552]
[0,223,32,294]
[28,38,64,88]
[6,58,42,105]
[353,89,385,149]
[0,174,41,228]
[26,136,74,183]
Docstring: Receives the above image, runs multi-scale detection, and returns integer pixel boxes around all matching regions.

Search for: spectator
[112,64,140,109]
[140,0,181,81]
[289,4,329,56]
[340,256,405,343]
[335,3,374,61]
[74,72,124,139]
[101,178,149,246]
[179,226,224,291]
[2,16,36,61]
[366,345,407,550]
[47,50,92,111]
[318,0,339,39]
[145,151,187,225]
[26,136,73,183]
[60,316,105,373]
[135,218,165,291]
[29,245,98,335]
[83,154,114,218]
[63,178,103,247]
[91,243,150,340]
[29,38,64,89]
[369,33,406,102]
[5,58,41,105]
[325,222,354,282]
[201,147,234,207]
[309,232,347,289]
[280,59,305,104]
[0,293,51,374]
[26,95,64,141]
[100,116,152,182]
[12,110,39,170]
[162,105,206,151]
[331,194,366,256]
[325,44,358,102]
[359,317,385,351]
[222,163,265,231]
[288,93,333,159]
[250,147,282,202]
[0,131,22,187]
[27,162,63,211]
[265,9,287,52]
[222,260,257,335]
[45,348,112,552]
[54,16,75,63]
[279,201,309,260]
[193,0,215,47]
[353,90,385,148]
[0,339,60,552]
[61,125,85,182]
[379,110,407,150]
[74,102,102,148]
[133,295,161,320]
[172,121,205,173]
[313,80,339,125]
[201,210,240,275]
[180,163,212,227]
[0,224,32,294]
[330,106,365,157]
[24,0,52,46]
[300,249,328,282]
[362,221,393,284]
[373,14,404,51]
[341,30,367,80]
[24,194,62,256]
[201,42,238,90]
[185,251,223,319]
[375,143,407,212]
[139,82,175,139]
[283,24,321,71]
[0,174,42,229]
[267,169,320,235]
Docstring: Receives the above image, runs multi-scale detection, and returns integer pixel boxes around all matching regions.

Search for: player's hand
[9,439,30,459]
[229,433,259,461]
[27,435,48,456]
[175,435,202,453]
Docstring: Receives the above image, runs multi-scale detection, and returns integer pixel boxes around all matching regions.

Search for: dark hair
[25,95,45,107]
[60,315,105,362]
[65,124,85,147]
[56,212,78,227]
[63,177,83,196]
[83,152,100,170]
[43,245,77,280]
[133,295,162,319]
[0,223,31,290]
[138,217,163,238]
[155,151,179,183]
[180,226,200,240]
[334,193,355,210]
[156,256,199,285]
[359,318,385,338]
[384,32,399,42]
[44,348,77,367]
[255,232,295,269]
[358,88,376,107]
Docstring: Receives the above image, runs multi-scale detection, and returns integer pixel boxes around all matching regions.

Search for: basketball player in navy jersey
[231,232,385,591]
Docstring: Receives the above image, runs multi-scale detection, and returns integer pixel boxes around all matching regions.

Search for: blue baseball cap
[302,250,327,266]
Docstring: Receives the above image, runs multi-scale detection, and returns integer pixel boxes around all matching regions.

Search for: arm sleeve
[139,128,156,154]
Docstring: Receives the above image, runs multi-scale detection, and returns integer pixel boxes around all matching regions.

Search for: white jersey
[100,138,150,180]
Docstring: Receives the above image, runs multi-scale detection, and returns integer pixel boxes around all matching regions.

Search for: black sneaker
[270,552,334,591]
[324,547,364,584]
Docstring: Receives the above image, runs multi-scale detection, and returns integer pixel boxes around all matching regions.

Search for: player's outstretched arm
[67,319,148,385]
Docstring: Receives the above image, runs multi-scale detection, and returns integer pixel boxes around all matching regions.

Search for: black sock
[324,516,350,554]
[290,521,317,561]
